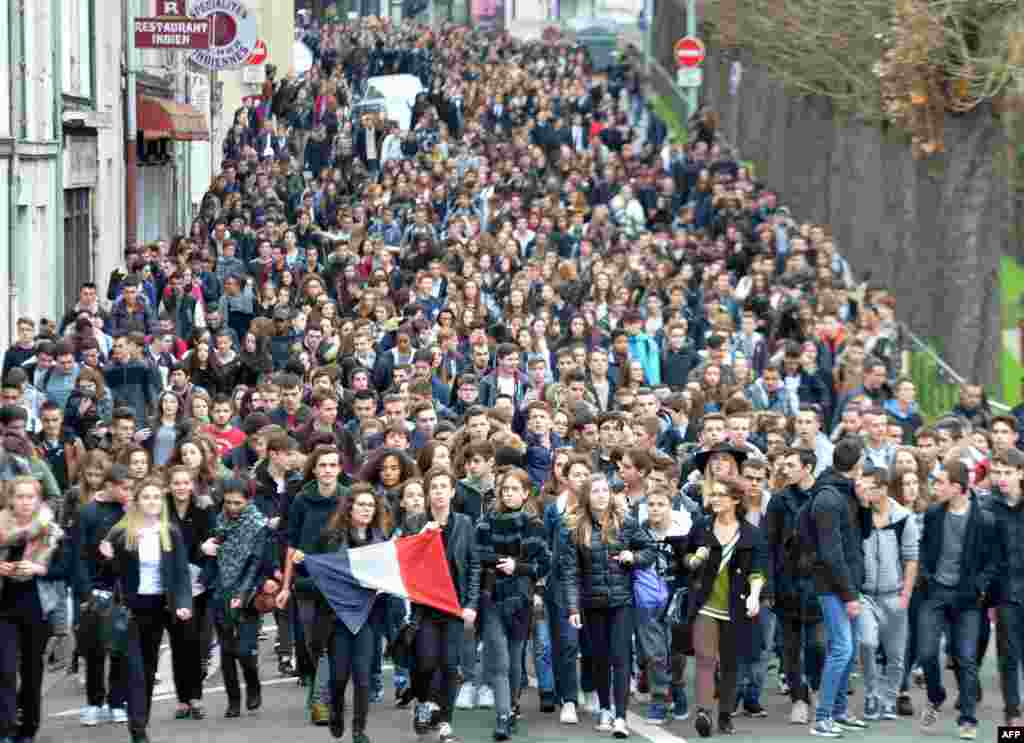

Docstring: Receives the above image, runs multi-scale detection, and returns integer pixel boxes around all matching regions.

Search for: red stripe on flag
[395,530,463,618]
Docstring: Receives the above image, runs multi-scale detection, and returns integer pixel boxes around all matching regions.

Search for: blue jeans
[917,585,982,726]
[738,608,776,707]
[634,607,671,701]
[531,601,554,697]
[815,593,861,722]
[997,604,1024,719]
[545,592,581,704]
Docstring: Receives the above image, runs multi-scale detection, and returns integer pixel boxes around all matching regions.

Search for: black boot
[222,655,242,717]
[493,714,511,741]
[130,729,150,743]
[352,688,369,743]
[242,656,262,711]
[329,686,345,739]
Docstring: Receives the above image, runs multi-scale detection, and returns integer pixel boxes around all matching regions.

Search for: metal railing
[900,323,1011,419]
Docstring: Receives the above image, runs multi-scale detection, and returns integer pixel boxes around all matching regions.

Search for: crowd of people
[0,13,1020,743]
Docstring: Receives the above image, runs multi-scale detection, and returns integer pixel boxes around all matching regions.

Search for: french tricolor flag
[305,529,462,634]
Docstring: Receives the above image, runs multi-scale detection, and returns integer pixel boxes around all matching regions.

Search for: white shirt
[138,526,163,595]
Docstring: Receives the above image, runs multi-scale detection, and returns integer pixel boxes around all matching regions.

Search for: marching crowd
[0,14,1019,743]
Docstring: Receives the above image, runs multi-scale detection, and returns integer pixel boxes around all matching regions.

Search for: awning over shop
[137,96,209,141]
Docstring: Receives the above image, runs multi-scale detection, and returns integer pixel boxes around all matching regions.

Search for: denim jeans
[780,617,825,703]
[917,585,982,726]
[545,593,580,704]
[633,607,671,702]
[738,608,776,707]
[531,601,554,697]
[815,593,861,723]
[900,585,925,692]
[481,608,526,718]
[460,623,483,687]
[860,593,908,709]
[997,604,1024,719]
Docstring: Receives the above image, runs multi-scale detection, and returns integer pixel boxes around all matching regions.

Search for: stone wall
[699,47,1016,388]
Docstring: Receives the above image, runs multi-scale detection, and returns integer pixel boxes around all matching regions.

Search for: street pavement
[37,617,1005,743]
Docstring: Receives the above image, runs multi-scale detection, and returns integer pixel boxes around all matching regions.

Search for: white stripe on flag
[348,539,408,598]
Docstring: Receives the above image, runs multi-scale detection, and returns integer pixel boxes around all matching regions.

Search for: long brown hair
[569,473,625,548]
[325,482,392,536]
[494,467,540,519]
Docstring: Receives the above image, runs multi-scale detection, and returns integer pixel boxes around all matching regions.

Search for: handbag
[633,567,669,609]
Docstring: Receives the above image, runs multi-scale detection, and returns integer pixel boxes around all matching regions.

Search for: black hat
[693,445,748,473]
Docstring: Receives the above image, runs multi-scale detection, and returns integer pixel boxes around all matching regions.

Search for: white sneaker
[80,705,101,726]
[98,705,113,724]
[595,709,614,732]
[476,685,495,709]
[791,700,810,725]
[455,682,477,710]
[110,707,128,724]
[612,717,630,738]
[586,691,601,716]
[560,701,579,724]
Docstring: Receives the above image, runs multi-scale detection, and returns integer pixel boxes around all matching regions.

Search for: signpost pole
[685,0,696,122]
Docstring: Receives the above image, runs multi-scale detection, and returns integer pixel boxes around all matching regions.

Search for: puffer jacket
[559,514,653,612]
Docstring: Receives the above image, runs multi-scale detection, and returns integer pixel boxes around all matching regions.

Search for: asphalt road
[36,618,1005,743]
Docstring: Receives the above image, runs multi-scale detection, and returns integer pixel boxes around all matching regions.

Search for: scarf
[0,505,62,586]
[215,504,266,595]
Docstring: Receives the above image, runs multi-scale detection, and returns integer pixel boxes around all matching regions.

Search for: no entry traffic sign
[675,36,705,67]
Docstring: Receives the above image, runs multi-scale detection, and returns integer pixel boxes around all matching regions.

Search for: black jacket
[71,499,126,601]
[764,484,821,623]
[682,519,768,659]
[992,492,1024,606]
[919,495,998,609]
[104,523,193,615]
[559,515,652,612]
[810,468,873,602]
[406,512,480,613]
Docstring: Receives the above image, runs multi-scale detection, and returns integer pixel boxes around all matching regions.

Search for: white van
[353,74,425,131]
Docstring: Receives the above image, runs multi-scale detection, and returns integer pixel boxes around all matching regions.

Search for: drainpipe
[53,0,65,318]
[8,0,24,343]
[125,0,138,252]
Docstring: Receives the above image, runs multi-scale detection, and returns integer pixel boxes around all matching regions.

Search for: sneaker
[110,707,128,724]
[413,702,432,736]
[897,694,915,717]
[428,702,442,729]
[369,688,384,704]
[585,691,601,716]
[80,706,101,727]
[920,702,939,731]
[810,719,842,737]
[560,702,579,724]
[834,715,867,730]
[278,657,295,676]
[98,705,112,724]
[455,683,476,710]
[864,697,880,721]
[780,679,792,696]
[612,717,629,738]
[672,687,689,721]
[438,722,460,743]
[958,724,977,740]
[880,704,899,720]
[695,709,712,738]
[791,700,810,725]
[646,702,667,725]
[476,685,495,709]
[595,709,614,732]
[493,714,511,742]
[912,668,925,687]
[743,702,767,718]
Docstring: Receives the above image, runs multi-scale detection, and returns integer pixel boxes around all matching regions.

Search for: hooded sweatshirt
[861,497,920,595]
[287,479,349,597]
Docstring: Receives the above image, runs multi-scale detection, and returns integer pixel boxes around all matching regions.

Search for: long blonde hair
[113,477,172,551]
[569,474,625,548]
